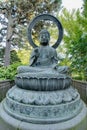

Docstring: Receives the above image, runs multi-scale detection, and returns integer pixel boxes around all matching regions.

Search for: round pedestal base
[0,100,87,130]
[4,86,83,124]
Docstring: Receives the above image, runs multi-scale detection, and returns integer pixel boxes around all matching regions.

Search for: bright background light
[62,0,83,10]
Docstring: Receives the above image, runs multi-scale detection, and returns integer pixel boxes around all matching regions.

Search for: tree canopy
[59,7,87,80]
[0,0,62,66]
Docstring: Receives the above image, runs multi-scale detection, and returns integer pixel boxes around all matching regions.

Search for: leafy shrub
[0,62,22,80]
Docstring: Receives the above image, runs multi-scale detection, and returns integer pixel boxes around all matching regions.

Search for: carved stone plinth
[15,71,71,90]
[0,99,87,130]
[1,86,82,124]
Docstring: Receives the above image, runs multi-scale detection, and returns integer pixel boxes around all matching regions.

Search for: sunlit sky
[62,0,83,10]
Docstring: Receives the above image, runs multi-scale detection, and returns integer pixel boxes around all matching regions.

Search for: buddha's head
[39,29,50,46]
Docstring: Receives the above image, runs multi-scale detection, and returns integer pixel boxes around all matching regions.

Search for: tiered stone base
[0,100,87,130]
[0,86,87,130]
[2,86,82,123]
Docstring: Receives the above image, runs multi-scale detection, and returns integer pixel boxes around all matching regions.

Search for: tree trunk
[4,13,13,67]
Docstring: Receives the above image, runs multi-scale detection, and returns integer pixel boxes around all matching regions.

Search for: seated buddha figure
[16,29,70,90]
[17,29,68,74]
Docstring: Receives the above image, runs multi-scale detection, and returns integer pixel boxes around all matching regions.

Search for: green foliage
[0,62,21,80]
[83,0,87,17]
[17,48,32,64]
[59,8,87,81]
[10,50,21,64]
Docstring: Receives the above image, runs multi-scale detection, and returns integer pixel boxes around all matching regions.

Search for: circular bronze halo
[28,14,63,49]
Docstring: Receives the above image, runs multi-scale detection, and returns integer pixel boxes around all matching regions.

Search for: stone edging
[72,80,87,104]
[0,80,14,101]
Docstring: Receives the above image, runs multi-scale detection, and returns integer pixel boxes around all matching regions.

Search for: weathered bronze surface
[1,14,86,129]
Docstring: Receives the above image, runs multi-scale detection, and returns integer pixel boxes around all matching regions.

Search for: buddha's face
[39,30,50,46]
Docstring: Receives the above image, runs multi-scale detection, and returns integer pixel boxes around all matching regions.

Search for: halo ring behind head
[28,14,63,49]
